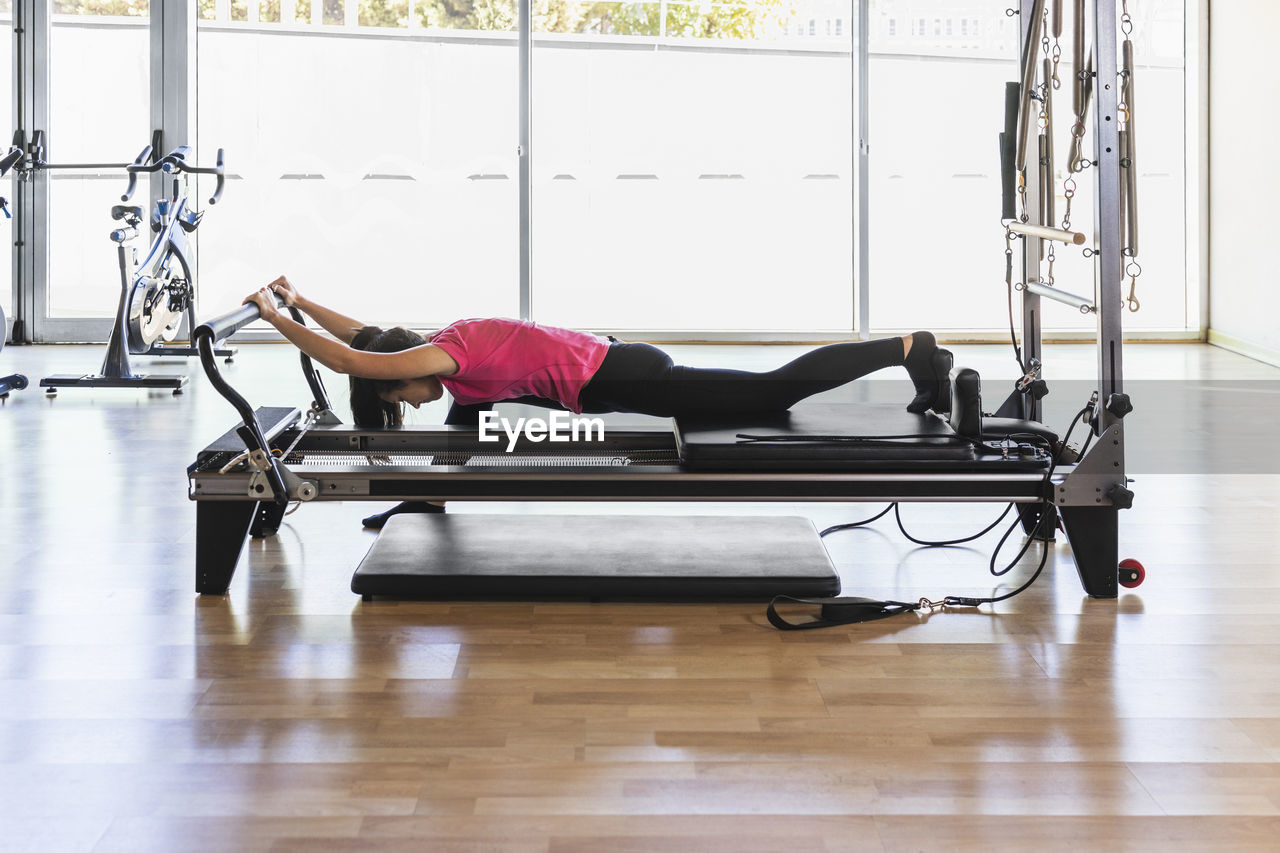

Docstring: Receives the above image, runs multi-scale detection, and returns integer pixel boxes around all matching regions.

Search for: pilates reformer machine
[185,0,1142,613]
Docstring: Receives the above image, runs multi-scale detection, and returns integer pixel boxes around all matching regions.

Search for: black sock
[362,501,445,529]
[903,330,943,414]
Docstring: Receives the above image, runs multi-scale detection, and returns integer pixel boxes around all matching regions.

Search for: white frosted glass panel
[196,27,519,327]
[532,41,854,332]
[47,20,149,319]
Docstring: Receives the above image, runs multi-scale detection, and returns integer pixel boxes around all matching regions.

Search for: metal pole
[15,0,48,343]
[151,0,197,329]
[1019,0,1044,421]
[518,0,532,320]
[1091,0,1124,429]
[855,0,869,340]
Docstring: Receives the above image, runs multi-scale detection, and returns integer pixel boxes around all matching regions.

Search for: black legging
[444,338,905,424]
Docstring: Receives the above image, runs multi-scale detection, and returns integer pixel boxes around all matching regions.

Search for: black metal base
[41,373,188,392]
[1059,505,1119,598]
[1017,502,1058,541]
[250,501,287,538]
[0,373,27,396]
[145,342,235,360]
[196,500,263,595]
[351,513,841,602]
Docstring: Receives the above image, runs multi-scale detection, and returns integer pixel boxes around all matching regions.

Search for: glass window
[47,1,150,319]
[196,0,520,329]
[531,0,854,332]
[868,0,1189,332]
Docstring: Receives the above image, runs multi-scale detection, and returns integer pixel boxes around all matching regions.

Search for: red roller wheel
[1119,558,1145,589]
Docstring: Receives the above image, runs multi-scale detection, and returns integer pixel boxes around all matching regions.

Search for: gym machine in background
[40,139,232,395]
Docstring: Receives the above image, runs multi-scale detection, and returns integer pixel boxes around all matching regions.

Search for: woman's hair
[348,325,428,427]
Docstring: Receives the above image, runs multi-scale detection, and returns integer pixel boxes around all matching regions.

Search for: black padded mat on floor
[351,513,841,600]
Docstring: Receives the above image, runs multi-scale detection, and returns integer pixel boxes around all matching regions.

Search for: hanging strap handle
[766,595,923,630]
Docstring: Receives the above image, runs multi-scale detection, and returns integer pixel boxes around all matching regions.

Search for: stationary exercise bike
[42,143,232,395]
[0,144,27,399]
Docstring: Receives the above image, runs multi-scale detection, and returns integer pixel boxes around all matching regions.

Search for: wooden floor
[1,340,1279,852]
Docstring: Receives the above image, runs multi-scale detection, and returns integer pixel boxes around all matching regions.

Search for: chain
[1120,0,1134,37]
[1061,175,1075,231]
[1005,226,1016,288]
[1046,242,1056,285]
[1018,171,1028,223]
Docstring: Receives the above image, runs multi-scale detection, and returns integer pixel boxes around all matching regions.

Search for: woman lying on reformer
[243,276,952,529]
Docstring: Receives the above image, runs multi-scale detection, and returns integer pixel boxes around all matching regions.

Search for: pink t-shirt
[428,318,610,414]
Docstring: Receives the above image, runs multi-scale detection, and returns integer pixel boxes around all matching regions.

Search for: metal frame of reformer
[186,0,1135,602]
[1013,0,1128,426]
[1005,0,1134,604]
[188,406,1070,599]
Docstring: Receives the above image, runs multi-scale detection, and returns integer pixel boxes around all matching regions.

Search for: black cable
[820,504,894,537]
[944,404,1091,607]
[769,404,1094,628]
[894,502,1015,547]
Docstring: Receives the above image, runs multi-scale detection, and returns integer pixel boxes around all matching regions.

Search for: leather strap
[766,595,921,630]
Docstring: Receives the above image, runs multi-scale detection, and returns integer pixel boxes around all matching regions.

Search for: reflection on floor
[1,341,1279,851]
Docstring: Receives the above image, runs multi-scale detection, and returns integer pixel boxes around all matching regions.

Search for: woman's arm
[266,276,365,344]
[244,288,458,379]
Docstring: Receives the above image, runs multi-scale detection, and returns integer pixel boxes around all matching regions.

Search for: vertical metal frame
[1188,0,1208,337]
[150,0,196,320]
[518,0,531,320]
[1015,0,1126,430]
[854,0,869,340]
[1018,0,1044,422]
[1091,0,1125,427]
[14,0,48,344]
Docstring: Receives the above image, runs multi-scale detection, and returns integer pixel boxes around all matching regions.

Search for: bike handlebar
[120,145,155,202]
[0,147,23,177]
[159,145,192,172]
[122,145,225,204]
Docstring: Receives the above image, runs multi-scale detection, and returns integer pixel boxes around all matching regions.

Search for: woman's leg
[580,338,919,418]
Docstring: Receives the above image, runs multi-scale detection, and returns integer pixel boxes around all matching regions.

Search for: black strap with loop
[766,595,923,630]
